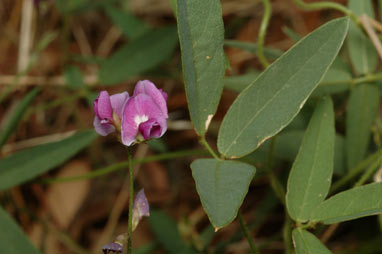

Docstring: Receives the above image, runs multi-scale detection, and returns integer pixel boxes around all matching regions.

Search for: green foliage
[0,206,39,254]
[191,159,256,229]
[149,210,193,254]
[0,88,40,149]
[286,97,335,222]
[312,183,382,224]
[293,229,332,254]
[177,0,225,136]
[347,0,377,75]
[64,65,85,90]
[99,27,178,85]
[0,130,97,190]
[217,17,349,158]
[224,40,283,59]
[346,84,380,169]
[104,5,149,40]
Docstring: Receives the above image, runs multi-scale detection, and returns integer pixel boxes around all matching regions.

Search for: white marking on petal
[134,115,148,127]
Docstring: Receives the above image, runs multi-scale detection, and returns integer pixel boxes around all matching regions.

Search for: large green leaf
[224,72,260,93]
[346,84,380,170]
[0,130,97,190]
[217,17,349,158]
[191,159,256,229]
[0,206,39,254]
[0,88,39,149]
[292,229,332,254]
[177,0,225,136]
[99,26,178,85]
[347,0,377,75]
[286,97,335,222]
[311,183,382,224]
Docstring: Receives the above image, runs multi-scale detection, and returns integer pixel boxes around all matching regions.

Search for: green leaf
[286,97,335,222]
[64,65,85,90]
[177,0,225,136]
[311,183,382,224]
[99,26,178,85]
[224,40,283,59]
[0,130,97,190]
[224,72,260,93]
[217,17,349,158]
[104,5,149,40]
[346,84,380,170]
[347,0,377,75]
[191,159,256,229]
[0,206,39,254]
[0,88,40,149]
[292,229,332,254]
[149,210,192,254]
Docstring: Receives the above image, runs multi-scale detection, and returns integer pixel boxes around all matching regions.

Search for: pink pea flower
[121,80,168,146]
[93,91,129,136]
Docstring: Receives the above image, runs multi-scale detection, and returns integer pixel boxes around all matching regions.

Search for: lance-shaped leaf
[217,17,349,158]
[286,97,335,222]
[191,159,256,229]
[347,0,377,75]
[293,229,332,254]
[0,206,39,254]
[177,0,225,136]
[0,130,97,190]
[311,183,382,224]
[346,84,380,170]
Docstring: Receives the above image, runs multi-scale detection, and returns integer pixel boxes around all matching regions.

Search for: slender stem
[238,212,259,254]
[126,147,134,254]
[320,73,382,87]
[200,137,220,160]
[257,0,271,68]
[354,155,382,187]
[330,151,380,193]
[282,214,293,254]
[292,0,358,24]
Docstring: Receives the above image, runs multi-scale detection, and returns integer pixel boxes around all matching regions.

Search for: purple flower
[121,80,168,146]
[102,242,122,254]
[93,91,129,136]
[132,189,150,231]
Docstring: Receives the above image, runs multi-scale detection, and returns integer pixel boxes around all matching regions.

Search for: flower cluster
[93,80,168,146]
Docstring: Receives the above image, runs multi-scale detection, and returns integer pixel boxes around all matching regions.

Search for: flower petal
[139,118,164,139]
[121,94,166,146]
[132,189,150,231]
[93,117,115,136]
[94,91,113,120]
[133,80,168,118]
[110,92,129,118]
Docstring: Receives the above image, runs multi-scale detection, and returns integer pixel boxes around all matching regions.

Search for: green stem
[320,73,382,87]
[126,147,133,254]
[282,214,293,254]
[354,153,382,187]
[292,0,358,24]
[238,212,259,254]
[257,0,271,68]
[43,149,208,184]
[200,137,220,160]
[331,151,380,193]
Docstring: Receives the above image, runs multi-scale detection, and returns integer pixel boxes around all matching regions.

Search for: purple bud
[132,189,150,231]
[102,242,123,254]
[121,81,168,146]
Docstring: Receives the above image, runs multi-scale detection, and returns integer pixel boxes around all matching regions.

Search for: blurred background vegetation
[1,0,382,253]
